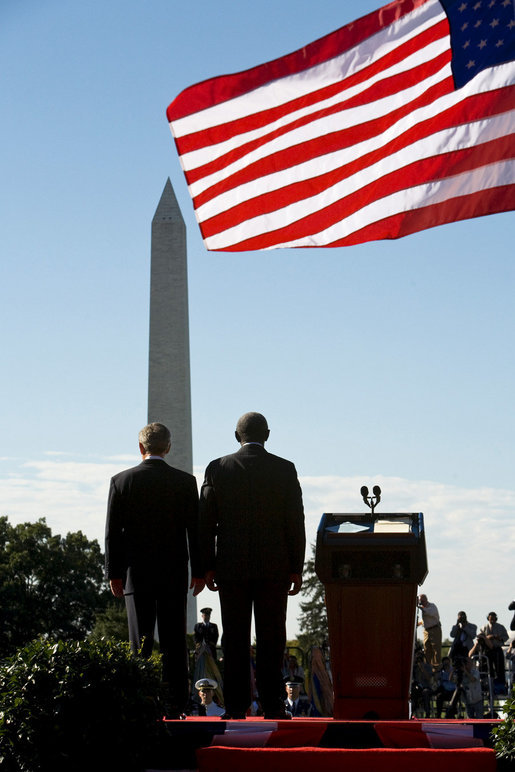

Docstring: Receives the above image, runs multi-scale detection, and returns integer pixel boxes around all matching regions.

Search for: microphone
[361,484,381,515]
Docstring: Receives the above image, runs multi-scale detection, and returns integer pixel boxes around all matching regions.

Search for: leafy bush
[0,637,166,772]
[493,691,515,763]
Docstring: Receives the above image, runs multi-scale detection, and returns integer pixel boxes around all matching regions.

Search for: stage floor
[146,717,502,771]
[163,715,500,745]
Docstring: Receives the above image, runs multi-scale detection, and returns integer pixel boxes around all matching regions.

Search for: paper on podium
[325,522,371,534]
[373,518,412,533]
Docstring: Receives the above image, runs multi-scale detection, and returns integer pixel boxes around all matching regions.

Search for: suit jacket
[285,697,311,717]
[194,621,219,648]
[199,444,305,583]
[105,458,200,593]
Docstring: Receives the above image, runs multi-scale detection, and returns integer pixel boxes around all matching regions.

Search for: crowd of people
[191,598,515,719]
[413,593,515,718]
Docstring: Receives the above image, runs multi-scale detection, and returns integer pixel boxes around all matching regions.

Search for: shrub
[0,637,166,772]
[493,691,515,764]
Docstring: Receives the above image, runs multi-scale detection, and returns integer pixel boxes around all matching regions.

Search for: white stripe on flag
[268,159,515,250]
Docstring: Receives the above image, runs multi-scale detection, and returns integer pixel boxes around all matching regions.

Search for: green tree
[89,601,128,641]
[0,516,109,657]
[296,543,328,651]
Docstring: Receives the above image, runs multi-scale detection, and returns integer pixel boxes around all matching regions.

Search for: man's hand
[110,578,124,598]
[205,570,219,592]
[190,577,206,596]
[288,573,302,596]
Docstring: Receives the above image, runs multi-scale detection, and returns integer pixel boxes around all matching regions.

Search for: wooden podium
[315,512,428,719]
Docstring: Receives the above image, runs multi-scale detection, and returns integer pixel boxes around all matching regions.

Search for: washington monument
[148,178,196,630]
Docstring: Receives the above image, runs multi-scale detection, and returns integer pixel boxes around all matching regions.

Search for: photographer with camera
[450,611,477,656]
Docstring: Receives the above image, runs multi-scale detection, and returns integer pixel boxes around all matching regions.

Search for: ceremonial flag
[167,0,515,251]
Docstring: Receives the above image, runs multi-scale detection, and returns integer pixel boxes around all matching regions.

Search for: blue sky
[1,0,514,639]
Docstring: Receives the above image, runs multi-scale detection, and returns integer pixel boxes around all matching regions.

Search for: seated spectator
[470,612,508,691]
[283,654,305,683]
[504,638,515,691]
[411,648,435,718]
[282,653,305,696]
[505,638,515,662]
[509,600,515,632]
[461,658,484,718]
[284,678,311,717]
[449,611,477,656]
[435,656,456,717]
[194,678,225,717]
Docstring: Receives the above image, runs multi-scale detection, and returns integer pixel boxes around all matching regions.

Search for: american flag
[167,0,515,251]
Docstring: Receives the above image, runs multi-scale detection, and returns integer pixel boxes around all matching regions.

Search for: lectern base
[333,696,410,720]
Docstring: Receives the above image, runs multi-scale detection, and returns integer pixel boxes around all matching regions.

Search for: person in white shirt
[472,612,508,690]
[195,678,225,717]
[417,594,442,668]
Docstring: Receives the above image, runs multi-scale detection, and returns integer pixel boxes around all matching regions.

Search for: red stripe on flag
[168,0,431,121]
[175,18,449,155]
[329,184,515,246]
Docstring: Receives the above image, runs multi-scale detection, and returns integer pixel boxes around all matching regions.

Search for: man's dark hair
[138,422,171,455]
[235,412,269,443]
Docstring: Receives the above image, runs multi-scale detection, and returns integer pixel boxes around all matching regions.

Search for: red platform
[196,745,496,772]
[150,717,501,771]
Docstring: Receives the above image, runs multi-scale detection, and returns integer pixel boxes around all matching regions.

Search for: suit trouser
[125,586,188,711]
[485,645,506,683]
[219,579,289,715]
[423,623,442,667]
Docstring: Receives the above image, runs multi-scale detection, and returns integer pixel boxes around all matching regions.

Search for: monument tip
[152,177,184,224]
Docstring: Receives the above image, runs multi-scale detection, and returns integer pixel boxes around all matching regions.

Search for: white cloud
[1,458,513,640]
[0,457,127,544]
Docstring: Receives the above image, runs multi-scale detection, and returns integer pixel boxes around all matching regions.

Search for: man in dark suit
[194,607,219,658]
[199,412,305,719]
[105,422,204,717]
[284,678,311,717]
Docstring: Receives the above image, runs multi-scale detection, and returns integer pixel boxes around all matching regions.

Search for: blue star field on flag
[440,0,515,88]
